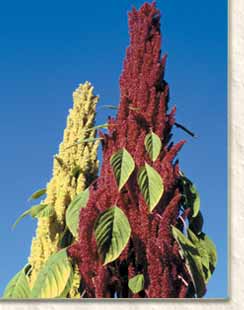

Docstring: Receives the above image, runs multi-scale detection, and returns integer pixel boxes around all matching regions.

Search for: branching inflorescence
[28,82,99,297]
[3,2,217,300]
[68,3,201,298]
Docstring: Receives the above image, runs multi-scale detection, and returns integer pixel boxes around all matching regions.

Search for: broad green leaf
[66,188,90,238]
[110,148,135,191]
[3,268,31,299]
[94,206,131,265]
[172,226,195,250]
[128,274,144,294]
[144,131,162,162]
[189,211,204,235]
[28,188,46,201]
[187,229,214,283]
[185,251,206,297]
[137,163,164,212]
[85,123,108,132]
[31,249,72,298]
[57,267,74,298]
[199,233,217,272]
[172,226,206,297]
[12,204,48,229]
[187,229,209,271]
[181,177,200,218]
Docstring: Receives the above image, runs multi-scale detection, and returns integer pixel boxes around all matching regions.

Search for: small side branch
[175,122,197,138]
[178,275,189,287]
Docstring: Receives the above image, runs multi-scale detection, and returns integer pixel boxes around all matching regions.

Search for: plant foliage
[137,163,164,212]
[128,274,144,294]
[110,148,135,191]
[94,206,131,265]
[3,267,31,299]
[12,204,54,229]
[144,131,162,162]
[66,188,90,238]
[31,249,73,298]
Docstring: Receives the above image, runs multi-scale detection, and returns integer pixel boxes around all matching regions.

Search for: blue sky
[0,0,227,298]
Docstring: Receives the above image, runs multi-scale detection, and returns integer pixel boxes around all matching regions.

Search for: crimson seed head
[69,2,191,298]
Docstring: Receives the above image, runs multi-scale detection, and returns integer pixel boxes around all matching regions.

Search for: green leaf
[110,148,135,191]
[57,267,74,298]
[3,268,31,299]
[189,211,204,235]
[185,251,206,298]
[85,123,108,132]
[190,184,200,218]
[54,155,64,166]
[31,249,73,298]
[12,210,34,230]
[66,188,90,238]
[144,131,162,162]
[172,226,206,297]
[65,137,103,150]
[58,227,74,249]
[94,206,131,265]
[128,274,144,294]
[72,166,81,178]
[199,233,217,273]
[187,229,209,270]
[28,188,46,201]
[188,229,216,283]
[36,205,55,218]
[78,137,103,144]
[101,105,140,111]
[181,177,200,218]
[12,204,50,229]
[101,105,118,110]
[29,204,47,216]
[137,163,164,212]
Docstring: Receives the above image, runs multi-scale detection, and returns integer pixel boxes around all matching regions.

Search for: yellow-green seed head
[28,82,99,290]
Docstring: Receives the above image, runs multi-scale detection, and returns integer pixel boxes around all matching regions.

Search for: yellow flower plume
[28,82,99,297]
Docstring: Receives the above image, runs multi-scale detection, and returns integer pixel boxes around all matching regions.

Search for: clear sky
[0,0,227,298]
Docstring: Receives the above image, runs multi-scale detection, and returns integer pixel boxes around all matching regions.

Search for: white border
[1,0,241,308]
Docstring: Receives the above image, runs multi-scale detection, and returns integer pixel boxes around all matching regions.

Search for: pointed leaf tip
[128,274,144,294]
[110,148,135,191]
[85,123,108,132]
[12,204,54,230]
[66,188,90,238]
[137,163,164,212]
[144,131,162,162]
[28,188,46,201]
